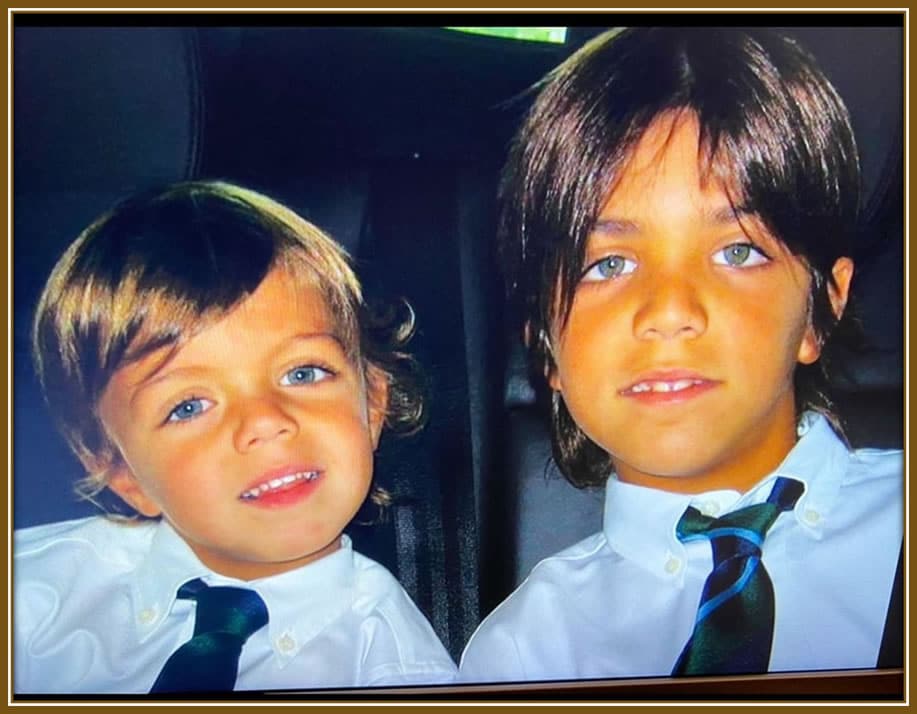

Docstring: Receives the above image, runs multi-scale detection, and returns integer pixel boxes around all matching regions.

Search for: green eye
[714,243,770,267]
[582,255,637,282]
[725,244,750,265]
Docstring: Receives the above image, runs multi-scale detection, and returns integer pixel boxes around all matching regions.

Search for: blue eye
[280,365,333,386]
[582,255,637,282]
[713,242,771,267]
[166,397,211,423]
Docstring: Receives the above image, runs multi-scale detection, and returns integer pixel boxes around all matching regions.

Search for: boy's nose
[632,275,708,341]
[233,397,299,452]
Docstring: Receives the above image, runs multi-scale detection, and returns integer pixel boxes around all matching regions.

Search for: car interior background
[12,18,904,668]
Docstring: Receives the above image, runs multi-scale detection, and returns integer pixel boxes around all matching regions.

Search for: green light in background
[445,27,567,44]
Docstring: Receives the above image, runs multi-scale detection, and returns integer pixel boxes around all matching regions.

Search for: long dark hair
[499,27,862,486]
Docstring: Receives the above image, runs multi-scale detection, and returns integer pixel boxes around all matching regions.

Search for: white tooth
[651,382,672,392]
[632,383,649,393]
[242,471,319,500]
[671,380,694,392]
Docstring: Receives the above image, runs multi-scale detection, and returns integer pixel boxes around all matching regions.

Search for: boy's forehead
[237,270,353,351]
[111,269,349,389]
[627,113,700,173]
[598,114,737,220]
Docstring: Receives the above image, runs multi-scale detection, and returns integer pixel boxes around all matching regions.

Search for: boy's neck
[185,533,343,582]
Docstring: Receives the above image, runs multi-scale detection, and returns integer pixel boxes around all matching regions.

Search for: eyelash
[165,395,212,424]
[279,363,336,386]
[162,364,337,426]
[581,254,638,282]
[712,242,772,267]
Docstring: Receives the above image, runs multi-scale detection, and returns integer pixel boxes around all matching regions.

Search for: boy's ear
[797,257,855,366]
[107,461,162,518]
[365,364,390,450]
[827,257,854,318]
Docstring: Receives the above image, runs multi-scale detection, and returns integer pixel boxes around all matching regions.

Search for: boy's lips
[239,467,322,502]
[619,370,721,401]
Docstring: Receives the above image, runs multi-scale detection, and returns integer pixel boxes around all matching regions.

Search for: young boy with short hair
[460,27,902,682]
[15,181,457,693]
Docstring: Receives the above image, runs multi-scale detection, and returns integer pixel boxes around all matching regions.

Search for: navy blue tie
[150,578,269,693]
[671,477,804,676]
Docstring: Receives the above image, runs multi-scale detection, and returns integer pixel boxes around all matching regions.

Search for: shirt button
[698,501,720,517]
[276,633,297,654]
[804,509,821,525]
[665,557,683,575]
[138,607,157,624]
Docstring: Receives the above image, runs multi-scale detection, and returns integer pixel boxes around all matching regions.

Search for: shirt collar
[602,412,848,577]
[130,522,356,666]
[771,411,848,538]
[250,536,356,666]
[131,520,209,642]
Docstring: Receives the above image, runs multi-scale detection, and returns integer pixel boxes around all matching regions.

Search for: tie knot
[676,477,804,552]
[178,578,269,640]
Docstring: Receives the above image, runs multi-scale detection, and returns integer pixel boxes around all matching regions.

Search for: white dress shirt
[459,413,903,683]
[14,520,457,694]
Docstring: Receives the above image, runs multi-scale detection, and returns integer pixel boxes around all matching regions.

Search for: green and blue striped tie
[672,477,803,676]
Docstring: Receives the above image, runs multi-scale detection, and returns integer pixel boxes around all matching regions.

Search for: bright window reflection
[444,27,568,44]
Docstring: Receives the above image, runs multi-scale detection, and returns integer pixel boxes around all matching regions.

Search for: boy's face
[98,268,386,580]
[549,114,852,494]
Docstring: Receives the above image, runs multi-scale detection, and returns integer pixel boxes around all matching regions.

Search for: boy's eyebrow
[126,346,182,405]
[709,204,752,224]
[287,331,346,350]
[127,331,347,406]
[591,217,640,235]
[592,205,752,235]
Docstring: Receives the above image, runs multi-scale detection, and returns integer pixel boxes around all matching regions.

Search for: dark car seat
[13,25,204,527]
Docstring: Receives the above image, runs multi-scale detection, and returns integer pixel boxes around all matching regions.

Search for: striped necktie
[150,578,269,693]
[672,477,804,676]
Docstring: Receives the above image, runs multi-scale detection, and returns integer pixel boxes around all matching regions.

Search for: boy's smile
[98,268,386,580]
[239,467,321,505]
[549,112,852,494]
